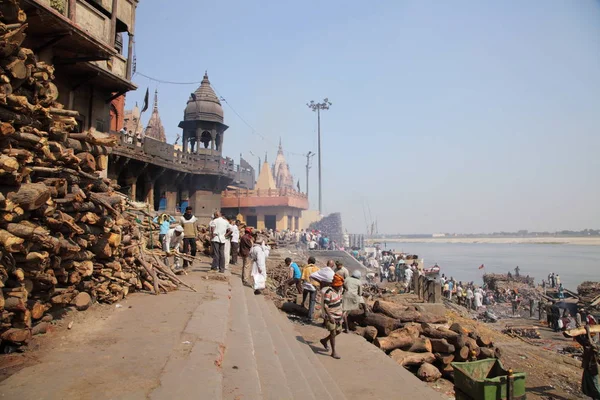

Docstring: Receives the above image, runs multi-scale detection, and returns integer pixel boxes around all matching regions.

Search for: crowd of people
[279,256,366,359]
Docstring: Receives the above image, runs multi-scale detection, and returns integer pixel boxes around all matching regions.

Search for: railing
[112,133,238,177]
[222,188,308,199]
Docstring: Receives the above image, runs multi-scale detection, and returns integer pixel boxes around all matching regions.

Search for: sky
[126,0,600,234]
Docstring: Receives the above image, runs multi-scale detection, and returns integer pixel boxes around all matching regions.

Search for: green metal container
[452,359,527,400]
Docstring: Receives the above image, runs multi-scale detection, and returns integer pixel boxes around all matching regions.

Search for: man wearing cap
[162,226,184,270]
[318,273,344,359]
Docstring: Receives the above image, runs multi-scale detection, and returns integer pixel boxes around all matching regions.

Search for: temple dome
[184,72,224,123]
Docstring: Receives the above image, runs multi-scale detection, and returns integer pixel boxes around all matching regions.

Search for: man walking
[179,207,198,268]
[230,219,240,265]
[210,211,229,273]
[319,274,344,359]
[240,228,254,285]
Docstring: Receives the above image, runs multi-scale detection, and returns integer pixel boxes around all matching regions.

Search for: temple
[144,90,166,142]
[108,73,254,223]
[221,142,308,230]
[272,139,295,190]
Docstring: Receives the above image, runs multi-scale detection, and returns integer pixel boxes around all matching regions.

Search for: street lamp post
[306,98,331,214]
[305,151,314,196]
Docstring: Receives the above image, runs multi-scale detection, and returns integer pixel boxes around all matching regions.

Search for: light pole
[306,98,331,214]
[305,151,314,196]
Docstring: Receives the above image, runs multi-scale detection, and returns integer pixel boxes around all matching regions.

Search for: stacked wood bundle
[577,281,600,304]
[343,301,502,382]
[0,1,192,348]
[502,325,541,339]
[483,273,534,290]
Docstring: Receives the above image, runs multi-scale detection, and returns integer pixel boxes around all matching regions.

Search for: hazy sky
[127,0,600,234]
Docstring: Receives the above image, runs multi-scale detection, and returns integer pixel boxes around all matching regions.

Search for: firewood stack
[0,0,190,348]
[348,301,502,382]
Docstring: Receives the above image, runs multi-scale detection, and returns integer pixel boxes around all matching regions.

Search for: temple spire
[153,89,158,112]
[278,137,283,154]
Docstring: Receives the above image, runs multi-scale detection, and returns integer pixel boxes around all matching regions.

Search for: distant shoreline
[367,237,600,246]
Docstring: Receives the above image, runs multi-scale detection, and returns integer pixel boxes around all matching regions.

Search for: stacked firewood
[0,0,191,347]
[348,301,501,382]
[578,281,600,303]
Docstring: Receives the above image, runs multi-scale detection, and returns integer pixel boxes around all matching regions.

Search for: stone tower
[178,72,228,155]
[272,139,295,190]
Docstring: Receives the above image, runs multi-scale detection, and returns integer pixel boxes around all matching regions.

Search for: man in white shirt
[308,239,318,250]
[210,211,230,273]
[229,219,240,265]
[162,226,184,269]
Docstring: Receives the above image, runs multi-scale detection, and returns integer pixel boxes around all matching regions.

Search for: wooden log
[0,228,24,252]
[354,326,378,342]
[390,350,435,367]
[440,364,454,380]
[417,362,442,382]
[348,311,402,336]
[77,152,96,172]
[470,331,493,347]
[0,155,18,172]
[31,321,48,335]
[430,338,456,354]
[478,347,501,360]
[30,301,48,320]
[434,352,455,365]
[448,334,467,349]
[421,323,459,340]
[407,337,433,353]
[374,331,415,352]
[454,346,471,361]
[373,300,447,323]
[0,327,31,343]
[3,296,26,312]
[4,182,51,210]
[449,322,472,335]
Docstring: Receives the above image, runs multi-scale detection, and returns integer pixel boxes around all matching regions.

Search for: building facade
[23,0,138,133]
[109,73,254,223]
[221,147,309,230]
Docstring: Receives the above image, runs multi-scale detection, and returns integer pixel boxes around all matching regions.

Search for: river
[381,242,600,291]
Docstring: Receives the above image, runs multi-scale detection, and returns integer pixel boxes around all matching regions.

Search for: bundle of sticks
[502,325,541,339]
[0,1,191,348]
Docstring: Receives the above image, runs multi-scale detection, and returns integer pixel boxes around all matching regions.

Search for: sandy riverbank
[369,237,600,246]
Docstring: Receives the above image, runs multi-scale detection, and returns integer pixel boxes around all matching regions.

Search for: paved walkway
[0,260,445,400]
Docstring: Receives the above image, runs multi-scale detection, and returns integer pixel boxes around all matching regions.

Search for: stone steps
[221,276,346,399]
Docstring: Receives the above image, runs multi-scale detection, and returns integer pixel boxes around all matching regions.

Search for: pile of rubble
[0,1,190,349]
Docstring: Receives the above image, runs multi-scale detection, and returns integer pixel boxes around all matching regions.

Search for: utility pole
[306,98,332,214]
[305,151,314,197]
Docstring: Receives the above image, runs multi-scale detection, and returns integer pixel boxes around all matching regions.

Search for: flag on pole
[478,264,485,270]
[141,88,149,112]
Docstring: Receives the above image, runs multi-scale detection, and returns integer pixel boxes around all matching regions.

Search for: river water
[382,242,600,291]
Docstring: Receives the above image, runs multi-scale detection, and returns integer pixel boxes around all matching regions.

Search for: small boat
[423,264,441,277]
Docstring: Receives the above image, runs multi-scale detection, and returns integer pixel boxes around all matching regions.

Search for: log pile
[577,281,600,304]
[346,301,502,382]
[502,325,541,339]
[483,273,534,290]
[0,1,191,348]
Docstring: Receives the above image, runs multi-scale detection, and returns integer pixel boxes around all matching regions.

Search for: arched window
[109,104,119,131]
[201,131,211,149]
